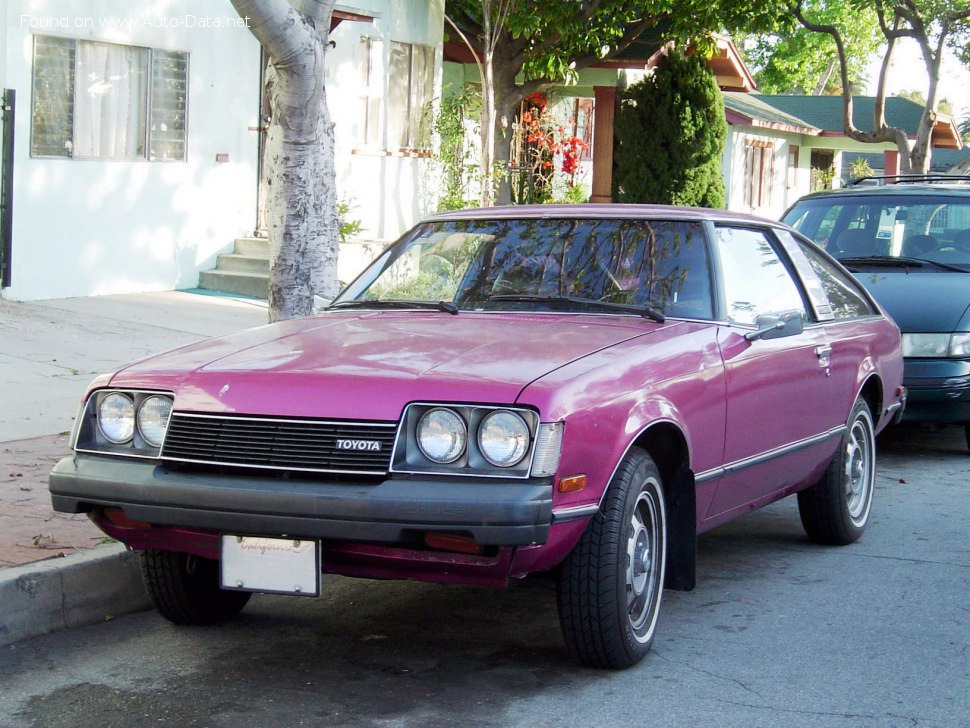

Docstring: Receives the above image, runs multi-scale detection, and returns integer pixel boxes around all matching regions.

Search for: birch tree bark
[231,0,339,322]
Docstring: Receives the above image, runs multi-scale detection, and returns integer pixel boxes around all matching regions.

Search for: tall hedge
[613,49,726,208]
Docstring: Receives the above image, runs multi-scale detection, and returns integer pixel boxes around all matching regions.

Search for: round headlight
[137,395,173,447]
[416,408,467,464]
[98,393,135,444]
[478,410,530,467]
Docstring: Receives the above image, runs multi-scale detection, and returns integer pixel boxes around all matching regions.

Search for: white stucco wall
[723,128,793,219]
[2,0,261,301]
[723,123,914,220]
[326,0,443,263]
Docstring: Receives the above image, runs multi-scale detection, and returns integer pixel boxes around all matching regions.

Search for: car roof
[794,182,970,203]
[424,203,780,226]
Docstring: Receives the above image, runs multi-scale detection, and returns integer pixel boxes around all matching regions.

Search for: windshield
[782,195,970,269]
[333,218,714,319]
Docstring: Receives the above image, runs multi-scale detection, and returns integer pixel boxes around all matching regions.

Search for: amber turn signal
[103,508,152,529]
[423,532,483,555]
[558,474,587,493]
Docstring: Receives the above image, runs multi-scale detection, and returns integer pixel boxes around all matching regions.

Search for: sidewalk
[0,290,268,643]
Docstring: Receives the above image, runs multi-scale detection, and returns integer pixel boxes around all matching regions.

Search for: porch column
[590,85,617,203]
[883,149,898,177]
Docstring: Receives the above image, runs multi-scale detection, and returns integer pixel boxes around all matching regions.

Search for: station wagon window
[30,35,188,161]
[714,226,807,326]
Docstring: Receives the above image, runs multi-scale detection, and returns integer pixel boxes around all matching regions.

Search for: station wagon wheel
[140,550,251,625]
[557,448,667,669]
[798,398,875,545]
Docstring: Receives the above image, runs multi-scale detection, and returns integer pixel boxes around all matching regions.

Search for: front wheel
[798,398,875,545]
[557,448,667,669]
[140,550,251,625]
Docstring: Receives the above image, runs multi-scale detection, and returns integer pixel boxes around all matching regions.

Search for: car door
[706,225,837,519]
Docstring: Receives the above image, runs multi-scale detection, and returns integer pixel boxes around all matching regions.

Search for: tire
[798,398,875,545]
[557,448,667,669]
[140,549,251,625]
[964,423,970,454]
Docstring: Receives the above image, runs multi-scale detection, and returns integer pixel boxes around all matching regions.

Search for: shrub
[613,48,726,208]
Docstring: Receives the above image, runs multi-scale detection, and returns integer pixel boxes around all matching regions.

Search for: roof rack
[847,175,970,187]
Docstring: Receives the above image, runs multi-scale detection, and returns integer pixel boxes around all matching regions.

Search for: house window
[744,140,774,209]
[30,35,188,161]
[358,36,384,148]
[387,41,434,150]
[788,144,799,189]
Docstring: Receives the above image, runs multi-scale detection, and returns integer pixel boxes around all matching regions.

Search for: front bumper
[49,455,554,547]
[900,358,970,424]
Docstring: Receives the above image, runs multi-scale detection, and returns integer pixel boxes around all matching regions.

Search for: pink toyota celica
[51,205,904,669]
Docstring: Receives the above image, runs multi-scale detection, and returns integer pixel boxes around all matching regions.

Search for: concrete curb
[0,544,151,647]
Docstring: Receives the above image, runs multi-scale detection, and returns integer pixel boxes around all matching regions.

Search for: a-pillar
[590,86,617,203]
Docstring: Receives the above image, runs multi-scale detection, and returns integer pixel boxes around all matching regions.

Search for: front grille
[160,413,397,475]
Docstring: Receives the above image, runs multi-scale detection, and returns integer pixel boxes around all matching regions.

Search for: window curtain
[74,42,149,159]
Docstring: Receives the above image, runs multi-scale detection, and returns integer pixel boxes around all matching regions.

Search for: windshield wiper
[839,256,966,272]
[328,299,459,315]
[486,294,665,323]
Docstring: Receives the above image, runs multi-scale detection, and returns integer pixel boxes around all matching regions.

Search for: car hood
[108,312,655,420]
[853,270,970,333]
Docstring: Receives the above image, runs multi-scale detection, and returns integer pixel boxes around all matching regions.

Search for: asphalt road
[1,424,968,728]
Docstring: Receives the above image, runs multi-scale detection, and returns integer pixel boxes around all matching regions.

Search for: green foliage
[738,1,881,94]
[433,86,482,211]
[612,49,726,208]
[446,1,785,87]
[337,200,363,242]
[554,184,589,205]
[960,116,970,144]
[849,156,874,181]
[812,165,836,191]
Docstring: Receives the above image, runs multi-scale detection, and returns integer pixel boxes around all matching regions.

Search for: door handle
[815,344,832,371]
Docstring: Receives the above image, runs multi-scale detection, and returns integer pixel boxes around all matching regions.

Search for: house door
[810,149,835,191]
[1,89,14,288]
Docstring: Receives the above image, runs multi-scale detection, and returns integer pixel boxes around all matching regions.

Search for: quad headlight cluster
[75,389,174,457]
[393,403,563,478]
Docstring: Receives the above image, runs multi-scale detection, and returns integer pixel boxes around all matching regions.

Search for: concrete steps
[198,237,269,299]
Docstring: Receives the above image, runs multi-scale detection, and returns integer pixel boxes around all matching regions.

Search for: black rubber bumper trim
[49,455,553,547]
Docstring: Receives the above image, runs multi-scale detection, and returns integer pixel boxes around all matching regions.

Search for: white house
[721,92,963,219]
[0,0,443,302]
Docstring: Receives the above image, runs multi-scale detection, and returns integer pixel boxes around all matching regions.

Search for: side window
[714,226,808,326]
[798,243,874,319]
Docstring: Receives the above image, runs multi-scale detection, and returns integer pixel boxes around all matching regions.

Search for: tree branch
[789,1,858,133]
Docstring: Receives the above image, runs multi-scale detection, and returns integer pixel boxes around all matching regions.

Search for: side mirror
[745,310,804,342]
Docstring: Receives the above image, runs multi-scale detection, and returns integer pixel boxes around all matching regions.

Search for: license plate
[220,536,321,596]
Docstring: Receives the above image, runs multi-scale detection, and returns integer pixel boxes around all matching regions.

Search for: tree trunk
[480,52,496,207]
[231,0,339,322]
[491,63,531,206]
[907,38,944,174]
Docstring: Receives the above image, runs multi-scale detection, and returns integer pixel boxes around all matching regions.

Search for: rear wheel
[798,398,875,545]
[557,448,667,669]
[964,423,970,454]
[140,550,251,625]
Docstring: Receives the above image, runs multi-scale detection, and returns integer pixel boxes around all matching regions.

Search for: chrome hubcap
[843,415,874,524]
[625,484,662,636]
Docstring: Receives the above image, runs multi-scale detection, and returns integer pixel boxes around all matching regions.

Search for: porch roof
[722,92,821,135]
[755,95,963,150]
